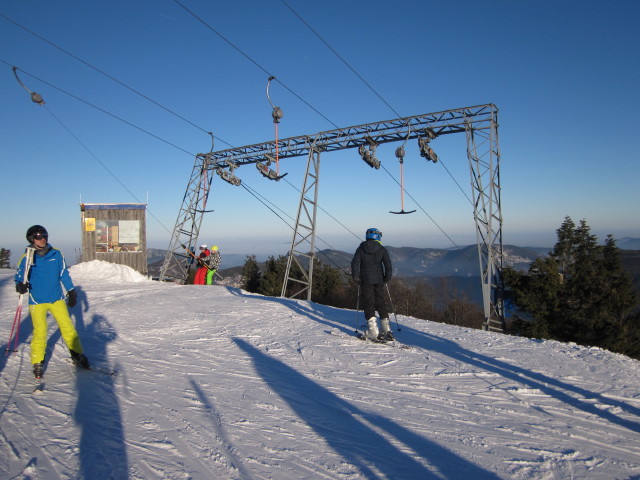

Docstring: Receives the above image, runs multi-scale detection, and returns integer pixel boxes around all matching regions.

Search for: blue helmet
[365,227,382,241]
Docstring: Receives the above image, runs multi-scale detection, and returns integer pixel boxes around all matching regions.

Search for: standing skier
[351,227,393,341]
[193,244,210,285]
[14,225,89,378]
[205,245,222,285]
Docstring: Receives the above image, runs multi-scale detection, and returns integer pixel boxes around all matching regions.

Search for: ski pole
[7,247,35,355]
[6,300,23,354]
[385,283,401,331]
[354,284,360,333]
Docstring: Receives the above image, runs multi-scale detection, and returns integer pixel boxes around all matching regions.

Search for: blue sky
[1,1,639,264]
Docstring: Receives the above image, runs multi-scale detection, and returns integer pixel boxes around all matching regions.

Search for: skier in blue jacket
[15,225,89,378]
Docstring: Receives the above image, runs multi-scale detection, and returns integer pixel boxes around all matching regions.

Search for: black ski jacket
[351,240,392,285]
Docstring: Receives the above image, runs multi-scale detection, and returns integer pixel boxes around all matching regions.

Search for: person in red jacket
[193,244,210,285]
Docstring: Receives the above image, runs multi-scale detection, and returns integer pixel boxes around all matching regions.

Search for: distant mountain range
[147,245,549,279]
[147,243,640,307]
[148,241,640,279]
[315,245,551,278]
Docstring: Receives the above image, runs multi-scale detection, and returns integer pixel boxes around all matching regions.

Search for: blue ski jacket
[15,245,75,305]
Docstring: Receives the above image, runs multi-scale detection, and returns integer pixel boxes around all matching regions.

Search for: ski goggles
[33,233,47,240]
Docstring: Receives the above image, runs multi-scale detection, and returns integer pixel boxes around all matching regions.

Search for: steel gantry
[159,103,505,331]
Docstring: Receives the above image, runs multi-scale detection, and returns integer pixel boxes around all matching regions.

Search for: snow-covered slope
[1,261,639,479]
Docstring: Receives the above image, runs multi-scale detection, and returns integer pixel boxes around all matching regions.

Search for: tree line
[240,253,485,330]
[504,217,639,359]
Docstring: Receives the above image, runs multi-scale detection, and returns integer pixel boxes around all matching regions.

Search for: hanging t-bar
[390,146,416,214]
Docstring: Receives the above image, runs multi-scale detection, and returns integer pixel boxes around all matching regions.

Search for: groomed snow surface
[1,260,639,479]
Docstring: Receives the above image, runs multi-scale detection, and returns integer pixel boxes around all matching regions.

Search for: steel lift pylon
[159,104,504,332]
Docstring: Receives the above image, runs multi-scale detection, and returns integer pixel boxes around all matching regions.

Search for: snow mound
[69,260,152,283]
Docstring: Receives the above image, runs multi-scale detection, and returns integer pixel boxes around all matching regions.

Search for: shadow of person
[233,337,501,479]
[71,309,128,478]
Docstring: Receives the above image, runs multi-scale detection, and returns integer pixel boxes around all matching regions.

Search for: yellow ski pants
[29,300,83,364]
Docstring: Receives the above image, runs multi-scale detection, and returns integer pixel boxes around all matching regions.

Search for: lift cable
[172,0,341,130]
[280,2,475,225]
[240,181,353,275]
[379,163,460,248]
[0,13,233,147]
[279,0,403,120]
[2,61,196,157]
[282,177,360,242]
[45,106,174,236]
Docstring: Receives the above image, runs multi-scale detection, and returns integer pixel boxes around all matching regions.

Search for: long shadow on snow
[71,286,129,479]
[404,328,640,434]
[229,290,640,436]
[189,378,254,479]
[234,337,501,480]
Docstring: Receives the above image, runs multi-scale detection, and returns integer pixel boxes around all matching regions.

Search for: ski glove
[16,282,30,294]
[67,289,77,308]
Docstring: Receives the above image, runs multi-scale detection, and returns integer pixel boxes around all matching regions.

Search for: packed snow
[1,260,639,479]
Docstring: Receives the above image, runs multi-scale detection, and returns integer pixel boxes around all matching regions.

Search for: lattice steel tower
[159,104,504,332]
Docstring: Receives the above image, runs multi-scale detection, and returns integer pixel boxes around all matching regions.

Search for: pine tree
[241,255,261,293]
[259,255,288,296]
[0,248,11,269]
[505,217,639,358]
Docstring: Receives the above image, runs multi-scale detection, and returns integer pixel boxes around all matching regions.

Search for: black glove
[67,289,77,308]
[353,277,361,285]
[16,282,30,294]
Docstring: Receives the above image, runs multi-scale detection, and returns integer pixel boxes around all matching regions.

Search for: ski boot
[365,317,380,341]
[33,361,44,379]
[378,318,394,342]
[70,350,90,369]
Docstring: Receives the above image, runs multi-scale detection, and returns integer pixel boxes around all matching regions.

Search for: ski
[66,358,118,376]
[330,329,412,350]
[359,334,412,350]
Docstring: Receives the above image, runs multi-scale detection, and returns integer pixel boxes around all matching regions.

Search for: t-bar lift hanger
[390,125,416,214]
[260,76,287,181]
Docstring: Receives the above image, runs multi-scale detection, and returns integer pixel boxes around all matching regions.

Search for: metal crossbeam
[159,103,504,331]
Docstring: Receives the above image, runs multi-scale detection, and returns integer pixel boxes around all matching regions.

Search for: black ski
[66,358,117,376]
[330,329,412,350]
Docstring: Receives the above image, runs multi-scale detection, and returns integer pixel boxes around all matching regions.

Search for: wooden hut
[80,203,147,275]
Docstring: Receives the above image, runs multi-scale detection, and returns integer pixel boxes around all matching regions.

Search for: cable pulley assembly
[12,67,46,105]
[216,160,242,186]
[266,76,285,177]
[256,154,288,181]
[358,136,380,169]
[418,128,439,163]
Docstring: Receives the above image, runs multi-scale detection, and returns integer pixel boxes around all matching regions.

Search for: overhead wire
[171,0,458,250]
[44,105,175,237]
[5,5,460,262]
[0,13,234,148]
[280,1,474,246]
[241,181,355,274]
[2,61,196,157]
[172,0,341,130]
[4,11,361,272]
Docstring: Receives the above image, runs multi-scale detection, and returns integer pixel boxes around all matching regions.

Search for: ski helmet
[199,244,207,250]
[365,228,382,241]
[211,245,219,251]
[26,225,48,244]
